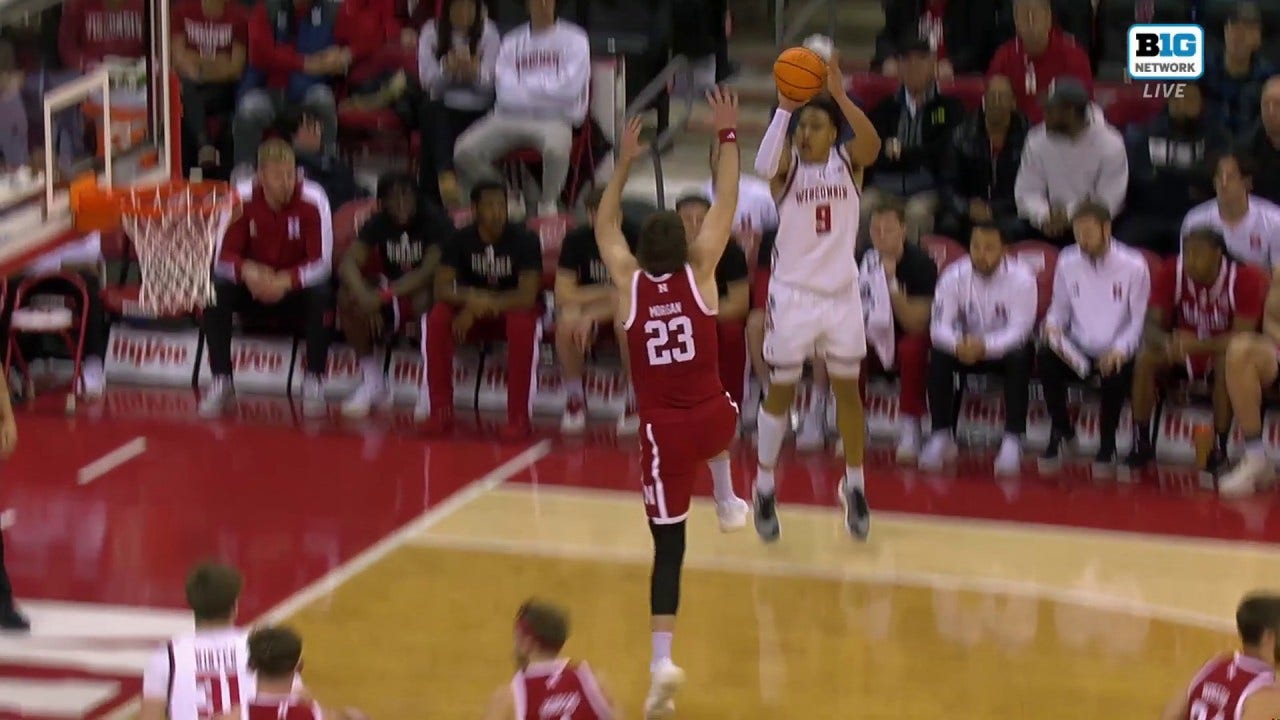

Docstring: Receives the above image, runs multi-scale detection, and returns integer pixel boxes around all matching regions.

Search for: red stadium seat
[331,198,379,273]
[501,121,598,209]
[848,73,898,109]
[527,214,571,289]
[1134,246,1164,285]
[941,75,985,111]
[1095,82,1165,130]
[919,234,967,272]
[1010,240,1060,321]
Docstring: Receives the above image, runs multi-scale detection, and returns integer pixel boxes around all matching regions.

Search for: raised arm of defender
[688,87,741,282]
[594,119,643,289]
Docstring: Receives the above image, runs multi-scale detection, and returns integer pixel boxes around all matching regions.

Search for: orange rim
[71,180,240,231]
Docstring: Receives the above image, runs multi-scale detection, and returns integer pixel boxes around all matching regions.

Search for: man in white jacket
[452,0,591,217]
[921,222,1038,474]
[1038,201,1151,473]
[1014,79,1127,245]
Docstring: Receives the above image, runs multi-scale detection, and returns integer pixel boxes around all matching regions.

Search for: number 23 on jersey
[644,316,696,366]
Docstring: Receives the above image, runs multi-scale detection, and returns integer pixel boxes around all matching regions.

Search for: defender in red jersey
[1128,227,1265,472]
[594,88,748,720]
[218,626,365,720]
[483,600,616,720]
[1159,593,1280,720]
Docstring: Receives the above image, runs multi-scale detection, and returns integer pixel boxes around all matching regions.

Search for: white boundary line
[77,437,148,486]
[99,439,551,720]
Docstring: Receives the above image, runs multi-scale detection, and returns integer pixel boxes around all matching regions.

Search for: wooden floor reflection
[281,486,1245,719]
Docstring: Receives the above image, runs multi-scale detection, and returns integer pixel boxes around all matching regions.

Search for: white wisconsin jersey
[773,146,861,295]
[1180,196,1280,270]
[167,628,255,720]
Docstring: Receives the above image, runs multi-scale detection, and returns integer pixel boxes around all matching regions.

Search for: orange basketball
[773,47,827,103]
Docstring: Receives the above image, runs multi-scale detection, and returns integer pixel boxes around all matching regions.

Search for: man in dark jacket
[278,108,367,209]
[1117,81,1230,253]
[1202,2,1276,136]
[863,37,965,242]
[1239,76,1280,204]
[873,0,1001,77]
[937,74,1032,242]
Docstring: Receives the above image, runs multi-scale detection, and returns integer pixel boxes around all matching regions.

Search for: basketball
[774,47,827,103]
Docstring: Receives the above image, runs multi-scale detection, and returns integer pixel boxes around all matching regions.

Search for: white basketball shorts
[763,280,866,382]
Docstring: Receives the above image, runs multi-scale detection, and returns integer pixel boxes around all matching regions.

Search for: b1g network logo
[1127,24,1205,83]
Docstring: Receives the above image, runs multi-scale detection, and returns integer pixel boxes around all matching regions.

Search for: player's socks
[650,631,673,671]
[709,456,735,503]
[755,408,787,495]
[844,465,865,492]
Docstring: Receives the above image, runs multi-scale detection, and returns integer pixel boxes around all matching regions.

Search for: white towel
[859,249,895,367]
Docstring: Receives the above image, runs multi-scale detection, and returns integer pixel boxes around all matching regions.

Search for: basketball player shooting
[594,87,749,719]
[752,48,882,542]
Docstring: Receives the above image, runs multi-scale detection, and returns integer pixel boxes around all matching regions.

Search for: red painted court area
[3,385,1277,615]
[1,385,1277,718]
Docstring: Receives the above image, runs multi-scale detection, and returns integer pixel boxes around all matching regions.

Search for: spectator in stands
[452,0,591,218]
[1093,0,1189,79]
[171,0,248,176]
[921,221,1036,474]
[874,0,1000,78]
[1014,79,1127,246]
[1119,81,1230,254]
[0,42,29,169]
[1127,227,1265,474]
[277,108,365,209]
[863,37,964,242]
[337,172,449,419]
[555,187,637,434]
[857,199,937,463]
[422,181,542,438]
[938,74,1032,244]
[1038,202,1150,472]
[334,0,415,99]
[1238,77,1280,204]
[231,0,350,173]
[201,139,334,418]
[1202,2,1275,136]
[417,0,500,208]
[1181,152,1280,270]
[58,0,146,70]
[676,194,751,408]
[987,0,1092,123]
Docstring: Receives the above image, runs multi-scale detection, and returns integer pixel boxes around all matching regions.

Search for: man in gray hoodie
[1014,79,1127,246]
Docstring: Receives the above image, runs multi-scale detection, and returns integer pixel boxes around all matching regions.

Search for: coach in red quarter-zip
[200,138,334,419]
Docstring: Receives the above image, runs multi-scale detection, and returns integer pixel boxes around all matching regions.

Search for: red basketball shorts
[1182,352,1213,381]
[638,393,739,524]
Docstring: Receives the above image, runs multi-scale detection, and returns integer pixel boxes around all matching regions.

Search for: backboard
[0,0,174,260]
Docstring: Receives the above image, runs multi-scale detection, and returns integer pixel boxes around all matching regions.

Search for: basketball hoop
[72,179,240,316]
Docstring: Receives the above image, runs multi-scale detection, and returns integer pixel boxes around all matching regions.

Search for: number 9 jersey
[772,145,860,295]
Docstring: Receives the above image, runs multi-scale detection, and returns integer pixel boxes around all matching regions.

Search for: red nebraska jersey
[512,659,612,720]
[58,0,147,70]
[1152,256,1266,339]
[623,264,725,422]
[1184,652,1275,720]
[242,693,322,720]
[171,0,248,58]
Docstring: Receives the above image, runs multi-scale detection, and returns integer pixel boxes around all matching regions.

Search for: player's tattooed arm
[690,86,741,279]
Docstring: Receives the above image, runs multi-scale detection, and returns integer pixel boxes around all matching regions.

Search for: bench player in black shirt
[555,187,641,433]
[423,181,544,438]
[337,173,450,418]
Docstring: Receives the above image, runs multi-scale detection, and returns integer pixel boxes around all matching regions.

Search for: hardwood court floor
[1,387,1275,719]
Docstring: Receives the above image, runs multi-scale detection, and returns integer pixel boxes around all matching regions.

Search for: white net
[121,184,236,316]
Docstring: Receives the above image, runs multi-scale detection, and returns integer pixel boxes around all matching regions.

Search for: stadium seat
[1009,240,1059,321]
[1095,82,1165,131]
[331,197,379,274]
[919,234,967,272]
[7,272,87,401]
[848,73,898,110]
[941,75,985,111]
[501,120,598,209]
